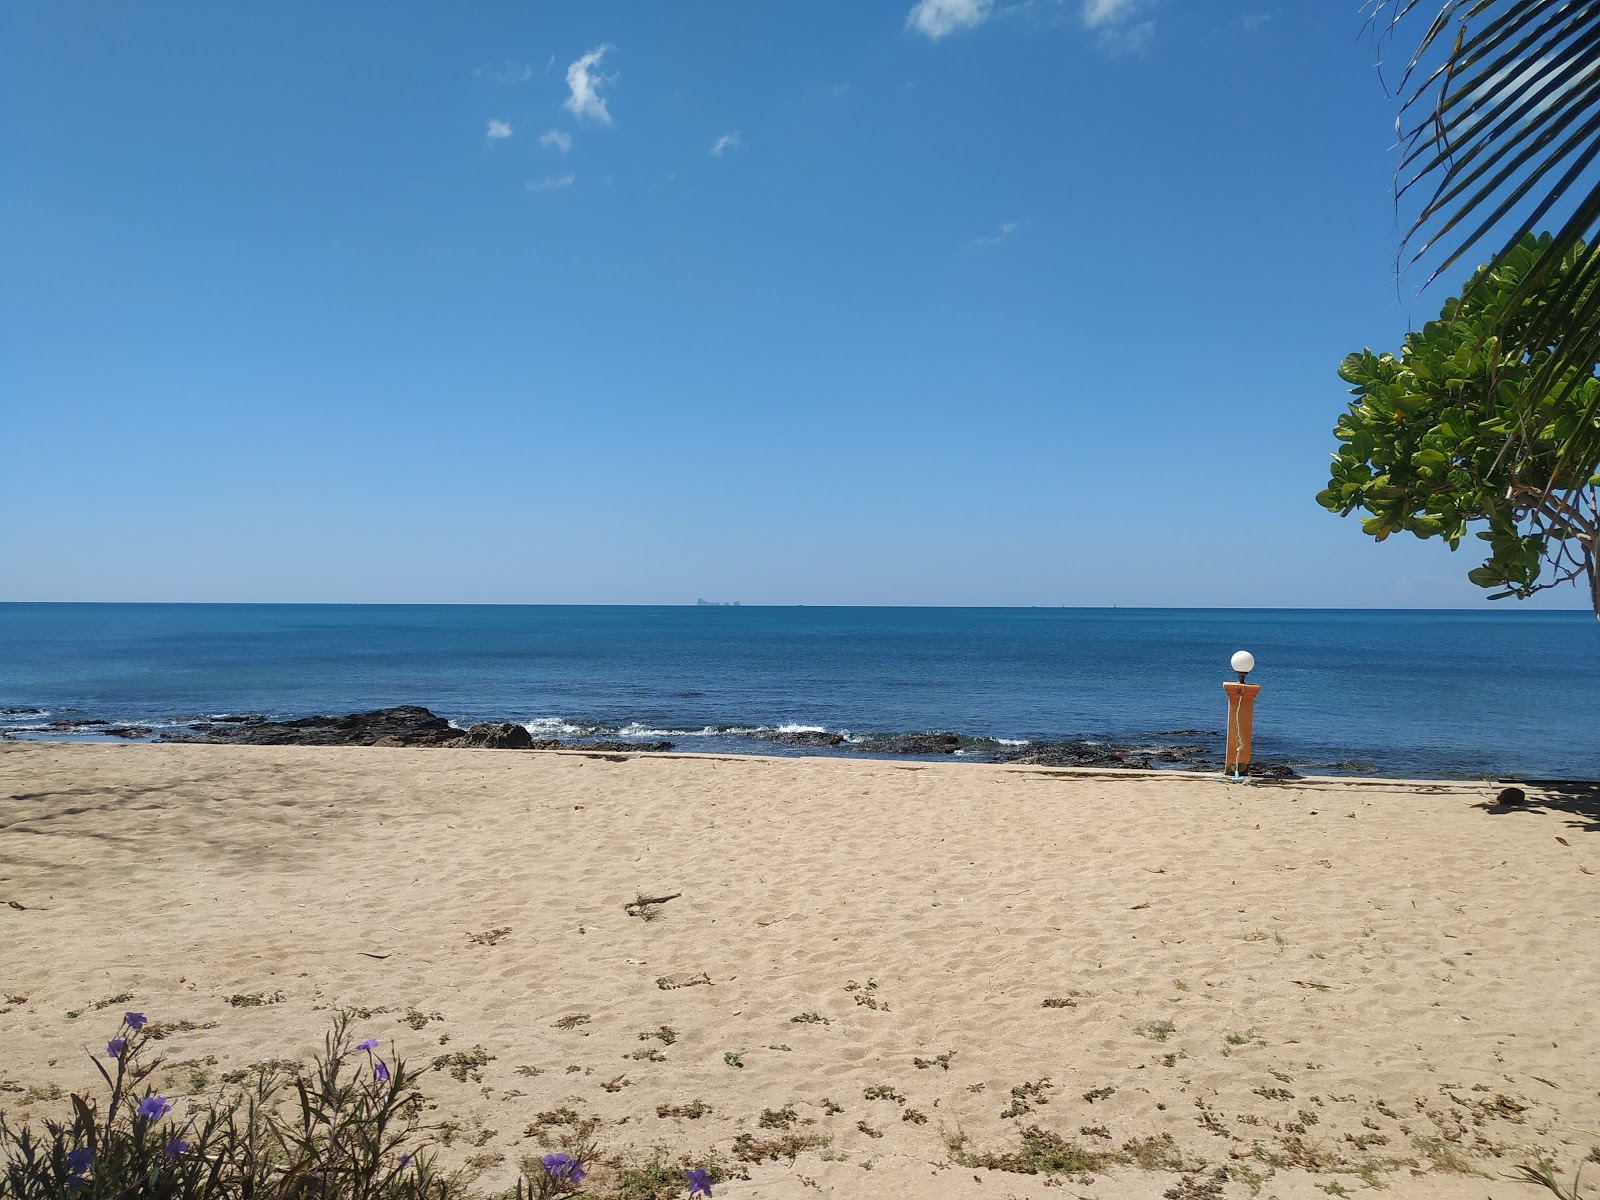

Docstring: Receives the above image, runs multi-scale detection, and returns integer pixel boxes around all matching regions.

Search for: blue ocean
[1,603,1596,780]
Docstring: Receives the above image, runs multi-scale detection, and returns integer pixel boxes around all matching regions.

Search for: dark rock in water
[456,722,534,750]
[1153,729,1220,737]
[0,707,45,716]
[1495,785,1528,806]
[1001,741,1153,769]
[568,740,674,753]
[1151,745,1211,763]
[1241,761,1299,780]
[167,705,464,748]
[754,729,847,749]
[43,719,109,731]
[856,731,964,755]
[103,726,153,739]
[208,714,266,725]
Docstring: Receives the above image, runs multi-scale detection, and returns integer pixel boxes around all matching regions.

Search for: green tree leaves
[1321,233,1600,612]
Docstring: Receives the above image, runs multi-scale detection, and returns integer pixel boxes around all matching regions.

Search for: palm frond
[1372,0,1600,489]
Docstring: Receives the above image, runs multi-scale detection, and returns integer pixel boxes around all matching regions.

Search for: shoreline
[0,702,1386,780]
[3,741,1597,1198]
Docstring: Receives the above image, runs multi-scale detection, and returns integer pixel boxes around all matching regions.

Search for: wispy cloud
[540,128,572,152]
[1082,0,1142,28]
[1240,12,1272,33]
[1097,19,1154,53]
[563,44,615,124]
[1083,0,1154,53]
[709,131,742,157]
[906,0,993,39]
[526,174,575,192]
[476,61,533,84]
[486,119,513,141]
[972,220,1020,248]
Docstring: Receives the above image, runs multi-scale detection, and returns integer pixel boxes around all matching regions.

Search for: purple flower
[398,1154,414,1168]
[355,1038,379,1051]
[65,1148,93,1176]
[685,1167,713,1197]
[137,1096,172,1121]
[163,1139,188,1158]
[107,1038,127,1059]
[123,1012,148,1030]
[541,1153,586,1184]
[373,1060,390,1082]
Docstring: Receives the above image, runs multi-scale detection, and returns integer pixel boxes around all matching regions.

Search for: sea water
[1,603,1596,779]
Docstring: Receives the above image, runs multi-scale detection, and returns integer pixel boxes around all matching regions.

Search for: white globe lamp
[1231,650,1255,681]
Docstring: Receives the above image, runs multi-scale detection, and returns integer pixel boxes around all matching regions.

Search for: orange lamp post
[1223,650,1259,780]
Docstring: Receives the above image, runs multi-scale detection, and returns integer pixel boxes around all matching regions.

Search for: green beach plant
[0,1011,452,1200]
[1372,2,1600,491]
[1319,233,1600,615]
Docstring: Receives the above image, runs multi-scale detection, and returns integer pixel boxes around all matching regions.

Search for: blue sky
[1,0,1583,608]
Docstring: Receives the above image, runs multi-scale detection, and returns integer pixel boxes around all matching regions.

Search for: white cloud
[1098,19,1154,52]
[973,220,1020,247]
[906,0,993,39]
[1083,0,1153,53]
[486,119,513,140]
[709,131,742,157]
[526,174,575,192]
[1082,0,1143,28]
[477,61,533,84]
[540,128,572,152]
[563,44,615,124]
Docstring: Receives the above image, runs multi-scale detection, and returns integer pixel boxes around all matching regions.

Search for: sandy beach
[1,741,1596,1198]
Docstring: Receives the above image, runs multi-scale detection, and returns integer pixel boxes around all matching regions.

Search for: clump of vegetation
[1000,1079,1054,1119]
[721,1053,743,1070]
[843,980,888,1011]
[224,992,285,1008]
[0,1011,454,1200]
[861,1086,904,1105]
[950,1126,1121,1176]
[855,1121,882,1140]
[654,1101,710,1120]
[1136,1019,1177,1043]
[901,1109,928,1125]
[757,1107,798,1130]
[401,1009,443,1031]
[730,1132,829,1163]
[466,928,511,947]
[638,1026,676,1046]
[552,1014,590,1031]
[912,1051,954,1071]
[607,1150,731,1200]
[789,1012,828,1025]
[432,1045,494,1083]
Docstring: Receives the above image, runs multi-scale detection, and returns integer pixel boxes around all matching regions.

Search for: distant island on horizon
[695,598,740,607]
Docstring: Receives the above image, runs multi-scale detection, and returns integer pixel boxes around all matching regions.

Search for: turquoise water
[1,603,1596,779]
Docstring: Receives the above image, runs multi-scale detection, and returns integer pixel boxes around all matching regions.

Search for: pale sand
[2,742,1597,1199]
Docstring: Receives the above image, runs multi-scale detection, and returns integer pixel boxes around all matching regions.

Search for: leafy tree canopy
[1319,233,1600,612]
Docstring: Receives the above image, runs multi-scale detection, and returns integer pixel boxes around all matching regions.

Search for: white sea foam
[521,717,592,737]
[996,738,1031,746]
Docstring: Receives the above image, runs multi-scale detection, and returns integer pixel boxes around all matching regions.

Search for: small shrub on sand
[950,1126,1121,1176]
[730,1132,828,1163]
[0,1011,454,1200]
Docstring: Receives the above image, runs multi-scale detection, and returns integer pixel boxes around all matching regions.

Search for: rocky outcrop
[997,741,1154,769]
[745,729,848,749]
[455,722,535,750]
[166,705,464,747]
[855,731,965,755]
[161,707,676,754]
